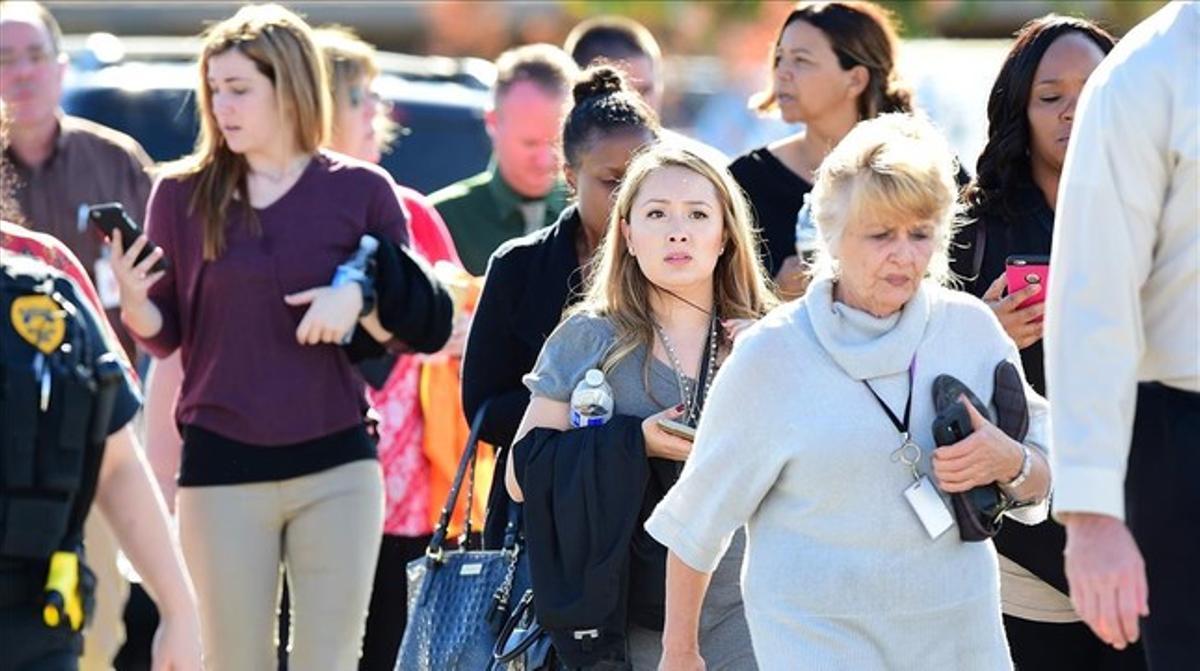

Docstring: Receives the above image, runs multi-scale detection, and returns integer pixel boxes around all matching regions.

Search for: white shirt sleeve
[1044,42,1171,521]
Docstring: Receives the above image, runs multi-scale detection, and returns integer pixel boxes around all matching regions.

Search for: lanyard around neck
[862,357,916,435]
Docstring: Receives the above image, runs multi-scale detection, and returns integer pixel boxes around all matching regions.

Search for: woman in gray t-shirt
[507,141,777,669]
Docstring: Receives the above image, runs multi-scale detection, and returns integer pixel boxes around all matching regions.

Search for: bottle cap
[359,235,379,253]
[584,369,605,387]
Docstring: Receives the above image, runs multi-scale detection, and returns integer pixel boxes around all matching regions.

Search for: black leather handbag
[396,402,531,671]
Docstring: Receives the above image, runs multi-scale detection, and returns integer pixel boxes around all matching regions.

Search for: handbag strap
[492,589,542,664]
[427,398,491,561]
[458,444,478,548]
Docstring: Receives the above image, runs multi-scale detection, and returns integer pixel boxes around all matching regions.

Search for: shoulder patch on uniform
[11,294,66,354]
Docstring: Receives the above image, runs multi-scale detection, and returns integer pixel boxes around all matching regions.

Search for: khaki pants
[178,460,384,671]
[80,510,128,671]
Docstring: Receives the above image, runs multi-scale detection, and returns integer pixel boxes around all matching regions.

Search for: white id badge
[904,476,954,539]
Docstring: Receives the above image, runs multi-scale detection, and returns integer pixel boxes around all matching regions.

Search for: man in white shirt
[1046,2,1199,667]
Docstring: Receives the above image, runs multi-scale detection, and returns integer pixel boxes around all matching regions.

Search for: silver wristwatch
[1003,443,1033,490]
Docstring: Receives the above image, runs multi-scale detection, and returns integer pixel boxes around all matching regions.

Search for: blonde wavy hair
[572,140,777,375]
[808,113,961,285]
[164,3,331,260]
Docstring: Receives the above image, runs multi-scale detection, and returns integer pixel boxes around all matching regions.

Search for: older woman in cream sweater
[648,114,1053,671]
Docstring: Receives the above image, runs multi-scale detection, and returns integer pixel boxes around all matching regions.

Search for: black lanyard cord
[863,360,915,435]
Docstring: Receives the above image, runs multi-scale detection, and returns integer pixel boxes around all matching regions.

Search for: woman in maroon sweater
[110,6,403,669]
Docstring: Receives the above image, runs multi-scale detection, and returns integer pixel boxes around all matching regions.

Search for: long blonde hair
[165,4,331,260]
[572,140,777,373]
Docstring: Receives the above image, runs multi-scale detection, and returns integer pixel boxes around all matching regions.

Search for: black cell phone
[87,202,169,272]
[932,403,972,447]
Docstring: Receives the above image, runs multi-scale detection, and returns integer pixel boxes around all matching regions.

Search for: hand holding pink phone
[1004,255,1050,311]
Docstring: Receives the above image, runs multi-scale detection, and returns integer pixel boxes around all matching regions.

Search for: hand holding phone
[88,202,169,273]
[656,417,696,442]
[1004,255,1049,311]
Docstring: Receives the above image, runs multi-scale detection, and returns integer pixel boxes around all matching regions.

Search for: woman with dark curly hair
[952,15,1145,670]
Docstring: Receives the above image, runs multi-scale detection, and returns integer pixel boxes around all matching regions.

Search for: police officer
[0,238,202,671]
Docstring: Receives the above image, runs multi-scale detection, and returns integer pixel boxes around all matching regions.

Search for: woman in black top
[952,16,1144,671]
[461,66,659,545]
[729,1,913,298]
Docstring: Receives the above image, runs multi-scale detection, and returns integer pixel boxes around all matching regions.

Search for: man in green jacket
[431,43,576,275]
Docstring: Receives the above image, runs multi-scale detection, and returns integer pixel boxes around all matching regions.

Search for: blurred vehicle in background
[62,34,494,194]
[62,33,1008,197]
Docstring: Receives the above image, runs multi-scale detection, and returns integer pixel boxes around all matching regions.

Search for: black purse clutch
[930,361,1031,542]
[396,401,531,670]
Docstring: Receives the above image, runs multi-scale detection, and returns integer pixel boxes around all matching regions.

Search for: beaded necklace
[654,313,719,427]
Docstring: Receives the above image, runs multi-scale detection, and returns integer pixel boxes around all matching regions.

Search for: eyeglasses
[347,86,391,112]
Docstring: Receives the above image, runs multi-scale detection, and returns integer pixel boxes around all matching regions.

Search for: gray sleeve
[522,312,614,403]
[645,328,791,573]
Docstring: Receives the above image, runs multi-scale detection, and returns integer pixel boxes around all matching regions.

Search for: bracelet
[1002,443,1032,490]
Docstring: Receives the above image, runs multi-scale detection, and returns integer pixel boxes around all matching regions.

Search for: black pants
[1005,615,1145,670]
[0,606,81,671]
[1125,383,1200,669]
[358,533,432,671]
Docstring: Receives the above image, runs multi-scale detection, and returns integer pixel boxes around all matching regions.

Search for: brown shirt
[6,114,153,355]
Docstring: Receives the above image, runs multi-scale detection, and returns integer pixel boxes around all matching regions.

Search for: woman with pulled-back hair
[653,113,1052,671]
[463,64,661,546]
[730,1,917,299]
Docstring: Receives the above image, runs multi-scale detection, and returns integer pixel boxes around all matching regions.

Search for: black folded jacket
[512,416,654,668]
[343,234,454,370]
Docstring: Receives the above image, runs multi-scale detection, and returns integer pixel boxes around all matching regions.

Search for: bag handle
[427,398,490,561]
[491,589,543,664]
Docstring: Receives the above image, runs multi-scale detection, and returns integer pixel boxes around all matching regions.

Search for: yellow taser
[42,551,83,631]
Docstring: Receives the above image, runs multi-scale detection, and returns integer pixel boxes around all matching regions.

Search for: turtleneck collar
[805,274,932,380]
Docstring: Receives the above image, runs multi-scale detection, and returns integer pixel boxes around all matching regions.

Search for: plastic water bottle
[570,369,614,427]
[332,235,379,288]
[794,195,820,261]
[331,235,379,343]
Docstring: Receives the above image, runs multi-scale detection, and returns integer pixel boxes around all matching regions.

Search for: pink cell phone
[1005,255,1050,311]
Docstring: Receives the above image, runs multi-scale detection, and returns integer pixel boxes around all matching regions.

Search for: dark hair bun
[572,65,626,104]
